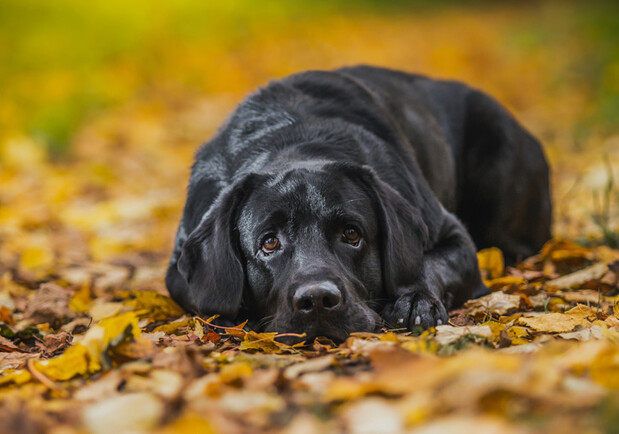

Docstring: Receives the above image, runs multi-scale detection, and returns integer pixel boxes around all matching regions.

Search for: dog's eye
[342,226,361,246]
[261,236,280,254]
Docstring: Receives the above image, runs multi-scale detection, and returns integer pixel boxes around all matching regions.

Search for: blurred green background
[1,0,617,155]
[0,0,617,254]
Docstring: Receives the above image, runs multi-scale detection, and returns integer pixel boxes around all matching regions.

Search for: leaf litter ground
[1,234,619,433]
[1,3,619,431]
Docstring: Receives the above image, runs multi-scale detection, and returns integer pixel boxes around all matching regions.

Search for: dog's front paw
[382,287,448,330]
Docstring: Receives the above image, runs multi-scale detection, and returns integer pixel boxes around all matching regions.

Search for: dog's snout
[293,281,342,314]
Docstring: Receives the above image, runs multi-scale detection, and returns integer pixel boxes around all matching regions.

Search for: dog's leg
[382,211,487,329]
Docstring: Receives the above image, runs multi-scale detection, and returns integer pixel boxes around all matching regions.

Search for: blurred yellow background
[0,0,617,273]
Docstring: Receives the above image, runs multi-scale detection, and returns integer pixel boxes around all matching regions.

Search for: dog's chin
[273,328,349,346]
[267,307,383,346]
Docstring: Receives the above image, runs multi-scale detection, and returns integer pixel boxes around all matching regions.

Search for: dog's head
[173,163,429,342]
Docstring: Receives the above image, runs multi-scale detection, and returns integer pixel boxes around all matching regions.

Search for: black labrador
[166,65,551,341]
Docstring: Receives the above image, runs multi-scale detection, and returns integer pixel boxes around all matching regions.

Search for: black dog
[166,65,551,341]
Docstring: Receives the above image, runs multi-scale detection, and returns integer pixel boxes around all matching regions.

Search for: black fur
[166,65,551,341]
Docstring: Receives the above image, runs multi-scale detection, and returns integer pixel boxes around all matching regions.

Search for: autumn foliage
[0,1,618,432]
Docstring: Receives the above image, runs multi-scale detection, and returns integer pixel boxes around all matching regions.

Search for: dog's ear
[339,164,431,296]
[174,175,260,319]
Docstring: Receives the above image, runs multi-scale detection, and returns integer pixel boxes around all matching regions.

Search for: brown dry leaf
[546,262,609,290]
[112,336,158,361]
[558,325,604,341]
[23,283,75,324]
[125,370,184,399]
[434,325,492,345]
[283,355,335,380]
[464,291,521,320]
[203,329,222,344]
[0,336,24,353]
[37,331,72,356]
[0,352,39,371]
[74,370,126,401]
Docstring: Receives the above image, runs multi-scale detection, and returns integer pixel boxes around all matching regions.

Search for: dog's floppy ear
[174,175,260,319]
[339,164,432,296]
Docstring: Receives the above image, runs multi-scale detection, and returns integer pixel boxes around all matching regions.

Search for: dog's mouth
[265,307,383,346]
[273,328,350,346]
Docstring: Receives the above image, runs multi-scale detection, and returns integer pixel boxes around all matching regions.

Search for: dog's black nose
[293,282,342,314]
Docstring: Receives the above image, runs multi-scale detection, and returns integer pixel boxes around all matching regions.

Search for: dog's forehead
[241,167,369,226]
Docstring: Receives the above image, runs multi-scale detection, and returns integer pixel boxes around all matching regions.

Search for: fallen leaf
[284,355,335,380]
[477,248,504,281]
[343,397,404,434]
[540,239,593,264]
[546,262,608,290]
[124,291,184,321]
[33,312,140,381]
[125,369,183,399]
[517,313,590,333]
[0,336,25,352]
[434,325,492,345]
[464,292,521,320]
[36,331,72,356]
[558,325,604,341]
[89,302,124,322]
[23,283,75,325]
[486,276,527,292]
[83,392,164,434]
[68,283,93,313]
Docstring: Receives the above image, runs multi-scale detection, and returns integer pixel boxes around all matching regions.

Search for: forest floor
[1,1,618,433]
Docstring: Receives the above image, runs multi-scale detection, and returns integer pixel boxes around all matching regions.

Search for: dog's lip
[275,329,348,346]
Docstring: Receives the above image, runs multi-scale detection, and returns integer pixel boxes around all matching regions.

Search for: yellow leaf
[35,312,140,381]
[69,283,93,313]
[36,344,90,381]
[380,332,399,342]
[540,239,592,263]
[591,345,619,389]
[0,369,32,386]
[517,313,590,333]
[152,319,190,335]
[477,248,504,281]
[486,276,526,291]
[159,413,216,434]
[240,331,282,353]
[99,312,141,346]
[20,245,54,271]
[506,326,530,345]
[564,304,599,321]
[480,321,505,341]
[124,291,184,321]
[219,362,253,384]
